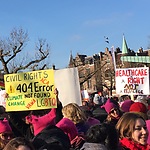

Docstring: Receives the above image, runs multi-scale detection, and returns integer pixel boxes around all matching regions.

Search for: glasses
[110,108,118,114]
[0,133,14,139]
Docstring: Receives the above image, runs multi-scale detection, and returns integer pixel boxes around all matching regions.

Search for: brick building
[68,46,150,96]
[68,48,115,96]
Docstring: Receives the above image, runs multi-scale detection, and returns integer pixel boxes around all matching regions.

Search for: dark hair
[32,125,70,150]
[85,124,107,143]
[85,123,119,150]
[39,143,65,150]
[3,137,34,150]
[0,106,5,114]
[104,122,119,150]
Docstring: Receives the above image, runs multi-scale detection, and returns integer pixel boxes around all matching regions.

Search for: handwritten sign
[115,67,149,95]
[4,69,56,111]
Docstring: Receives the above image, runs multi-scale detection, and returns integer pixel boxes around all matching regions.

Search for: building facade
[68,48,115,96]
[69,46,150,96]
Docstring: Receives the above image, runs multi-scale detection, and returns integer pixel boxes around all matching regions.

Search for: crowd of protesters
[1,89,150,149]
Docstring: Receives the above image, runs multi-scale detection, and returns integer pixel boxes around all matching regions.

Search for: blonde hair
[62,103,87,124]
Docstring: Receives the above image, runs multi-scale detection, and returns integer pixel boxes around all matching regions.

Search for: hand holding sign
[4,69,56,112]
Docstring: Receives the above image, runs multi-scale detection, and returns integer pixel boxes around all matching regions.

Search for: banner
[115,67,149,95]
[111,46,116,71]
[4,69,56,111]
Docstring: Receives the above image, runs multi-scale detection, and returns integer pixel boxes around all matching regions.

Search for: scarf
[120,138,150,150]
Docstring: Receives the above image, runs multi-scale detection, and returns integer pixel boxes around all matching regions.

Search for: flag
[111,46,116,70]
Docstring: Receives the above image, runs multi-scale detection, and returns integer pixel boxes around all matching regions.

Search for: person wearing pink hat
[56,117,78,141]
[103,98,123,126]
[0,118,14,150]
[120,99,134,112]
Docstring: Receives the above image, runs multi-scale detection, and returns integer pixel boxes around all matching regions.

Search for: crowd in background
[1,89,150,150]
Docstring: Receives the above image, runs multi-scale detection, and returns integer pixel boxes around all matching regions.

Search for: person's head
[62,103,87,124]
[0,106,7,119]
[85,123,119,149]
[103,99,121,120]
[120,99,134,112]
[85,124,107,144]
[0,118,14,149]
[116,112,148,146]
[82,101,88,106]
[129,102,148,120]
[32,125,70,150]
[3,137,34,150]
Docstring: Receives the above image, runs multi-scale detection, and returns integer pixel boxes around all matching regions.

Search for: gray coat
[80,142,108,150]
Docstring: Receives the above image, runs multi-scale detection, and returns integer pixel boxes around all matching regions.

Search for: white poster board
[81,90,89,101]
[0,90,6,107]
[54,67,82,106]
[116,67,149,95]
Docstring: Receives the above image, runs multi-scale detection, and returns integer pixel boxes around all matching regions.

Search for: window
[87,79,92,89]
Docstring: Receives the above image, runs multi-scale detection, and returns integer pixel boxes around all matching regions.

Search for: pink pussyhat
[0,118,12,133]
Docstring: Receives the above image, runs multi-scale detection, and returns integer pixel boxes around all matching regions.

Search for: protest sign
[54,67,82,106]
[115,67,149,95]
[81,90,89,101]
[0,90,6,107]
[4,69,56,111]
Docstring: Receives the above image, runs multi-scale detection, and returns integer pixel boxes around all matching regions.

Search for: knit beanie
[56,118,78,141]
[102,99,118,114]
[129,102,147,114]
[0,118,12,133]
[26,108,56,136]
[120,100,134,112]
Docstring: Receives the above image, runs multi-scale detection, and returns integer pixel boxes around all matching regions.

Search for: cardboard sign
[4,69,56,111]
[54,67,82,106]
[115,67,149,95]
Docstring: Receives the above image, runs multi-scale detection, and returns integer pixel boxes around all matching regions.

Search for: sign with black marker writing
[115,67,149,95]
[4,69,56,111]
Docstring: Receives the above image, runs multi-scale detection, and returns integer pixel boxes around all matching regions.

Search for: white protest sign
[0,90,6,107]
[81,90,89,101]
[54,67,82,106]
[116,67,149,95]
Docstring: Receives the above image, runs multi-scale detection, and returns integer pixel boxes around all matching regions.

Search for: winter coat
[32,125,71,150]
[80,142,108,150]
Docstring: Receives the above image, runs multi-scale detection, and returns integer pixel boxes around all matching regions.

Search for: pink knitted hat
[0,118,12,133]
[103,99,118,114]
[120,100,134,112]
[56,118,78,141]
[26,108,56,136]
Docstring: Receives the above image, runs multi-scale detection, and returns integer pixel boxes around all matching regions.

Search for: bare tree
[0,28,50,74]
